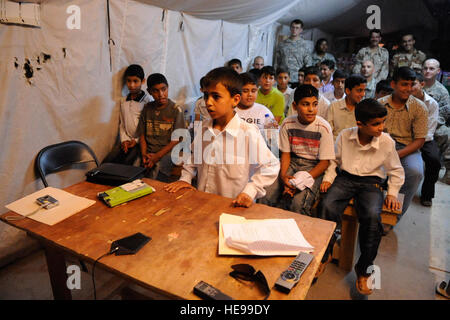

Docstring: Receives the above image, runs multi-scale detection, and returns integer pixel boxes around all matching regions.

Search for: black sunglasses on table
[229,264,271,300]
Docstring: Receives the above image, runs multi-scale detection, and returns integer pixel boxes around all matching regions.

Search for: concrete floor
[0,171,449,300]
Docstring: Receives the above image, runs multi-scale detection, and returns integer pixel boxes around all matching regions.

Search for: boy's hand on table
[384,195,400,211]
[232,193,253,208]
[164,181,195,193]
[320,181,332,193]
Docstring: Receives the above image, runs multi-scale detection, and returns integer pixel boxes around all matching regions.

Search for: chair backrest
[35,140,99,187]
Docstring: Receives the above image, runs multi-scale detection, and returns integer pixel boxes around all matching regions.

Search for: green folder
[97,179,155,207]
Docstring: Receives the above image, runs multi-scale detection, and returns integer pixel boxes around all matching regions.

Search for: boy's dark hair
[240,72,257,86]
[293,84,319,103]
[392,67,416,82]
[415,71,424,83]
[276,67,289,76]
[369,28,381,37]
[227,58,242,68]
[203,67,242,97]
[315,38,327,53]
[147,73,168,89]
[375,79,393,94]
[345,74,367,90]
[260,66,276,77]
[199,76,206,89]
[124,64,145,80]
[333,69,348,80]
[248,68,262,80]
[320,59,335,70]
[290,19,304,28]
[304,66,321,78]
[298,66,307,73]
[355,98,387,124]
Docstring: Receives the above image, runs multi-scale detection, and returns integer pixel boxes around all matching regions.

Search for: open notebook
[219,213,314,256]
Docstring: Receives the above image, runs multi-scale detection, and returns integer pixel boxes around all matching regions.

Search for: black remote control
[275,252,314,293]
[193,281,234,300]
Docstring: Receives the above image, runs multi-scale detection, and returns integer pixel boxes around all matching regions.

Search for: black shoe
[420,198,432,207]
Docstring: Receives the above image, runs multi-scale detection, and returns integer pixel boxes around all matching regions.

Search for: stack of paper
[219,213,314,256]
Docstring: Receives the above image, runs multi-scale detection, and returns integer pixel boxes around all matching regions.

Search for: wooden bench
[337,193,404,271]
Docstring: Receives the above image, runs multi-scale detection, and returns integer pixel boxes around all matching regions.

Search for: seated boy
[375,79,393,100]
[256,66,286,125]
[326,74,367,140]
[258,85,334,216]
[320,99,405,295]
[236,73,275,132]
[323,69,347,103]
[276,67,295,117]
[227,58,243,74]
[319,59,335,95]
[378,67,428,218]
[287,66,330,119]
[137,73,185,181]
[103,64,151,165]
[164,67,280,207]
[194,77,210,121]
[297,67,306,87]
[411,72,441,207]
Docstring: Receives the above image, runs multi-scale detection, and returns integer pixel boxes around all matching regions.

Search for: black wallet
[86,162,145,186]
[110,232,151,255]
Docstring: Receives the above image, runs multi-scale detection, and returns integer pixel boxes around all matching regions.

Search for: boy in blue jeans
[319,99,405,295]
[258,85,335,216]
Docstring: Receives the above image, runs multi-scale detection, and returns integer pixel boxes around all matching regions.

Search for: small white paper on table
[5,187,96,226]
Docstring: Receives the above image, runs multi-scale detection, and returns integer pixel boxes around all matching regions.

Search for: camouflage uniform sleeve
[378,48,389,81]
[352,48,364,74]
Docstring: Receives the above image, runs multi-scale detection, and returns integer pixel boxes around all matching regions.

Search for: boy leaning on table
[164,67,280,207]
[318,98,405,295]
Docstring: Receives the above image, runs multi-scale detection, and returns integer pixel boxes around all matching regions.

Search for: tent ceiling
[138,0,436,37]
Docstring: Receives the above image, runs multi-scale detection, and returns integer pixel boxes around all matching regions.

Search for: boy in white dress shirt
[258,85,335,216]
[319,99,405,295]
[165,67,280,207]
[103,64,151,165]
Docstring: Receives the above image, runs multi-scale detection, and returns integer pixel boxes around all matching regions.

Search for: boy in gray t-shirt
[137,73,185,181]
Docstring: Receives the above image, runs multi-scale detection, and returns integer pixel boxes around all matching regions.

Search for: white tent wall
[0,0,114,263]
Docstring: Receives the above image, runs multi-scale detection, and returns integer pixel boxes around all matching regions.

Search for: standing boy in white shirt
[259,85,334,215]
[319,99,405,295]
[103,64,151,165]
[165,67,280,207]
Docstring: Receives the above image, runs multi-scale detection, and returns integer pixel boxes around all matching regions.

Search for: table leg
[43,244,72,300]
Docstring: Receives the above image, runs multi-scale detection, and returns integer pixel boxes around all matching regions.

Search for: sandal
[355,274,373,295]
[436,281,450,299]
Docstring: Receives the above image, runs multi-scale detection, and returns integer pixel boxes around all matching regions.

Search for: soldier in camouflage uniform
[275,19,312,86]
[390,33,426,77]
[423,58,450,184]
[353,29,389,83]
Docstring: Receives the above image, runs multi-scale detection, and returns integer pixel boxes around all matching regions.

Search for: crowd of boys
[103,19,449,296]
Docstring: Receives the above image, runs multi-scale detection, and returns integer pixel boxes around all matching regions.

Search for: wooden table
[1,179,335,300]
